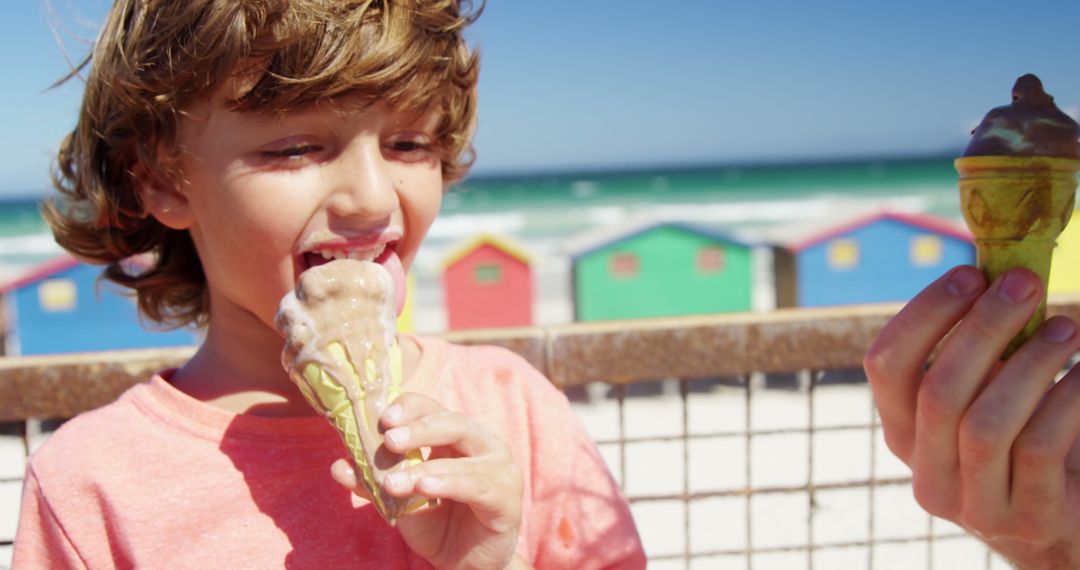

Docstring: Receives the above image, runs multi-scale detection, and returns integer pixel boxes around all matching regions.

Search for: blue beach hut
[1,256,199,355]
[772,211,974,308]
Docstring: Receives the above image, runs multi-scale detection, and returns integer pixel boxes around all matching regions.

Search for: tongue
[381,250,407,316]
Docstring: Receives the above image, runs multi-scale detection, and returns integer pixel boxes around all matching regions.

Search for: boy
[14,1,646,568]
[866,266,1080,568]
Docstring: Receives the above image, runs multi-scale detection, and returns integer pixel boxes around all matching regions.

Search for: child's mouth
[300,242,397,272]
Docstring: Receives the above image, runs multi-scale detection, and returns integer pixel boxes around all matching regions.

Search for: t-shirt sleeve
[509,359,647,570]
[12,466,88,569]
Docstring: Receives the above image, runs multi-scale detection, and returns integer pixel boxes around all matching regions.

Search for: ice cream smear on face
[963,73,1080,159]
[275,259,425,524]
[955,74,1080,358]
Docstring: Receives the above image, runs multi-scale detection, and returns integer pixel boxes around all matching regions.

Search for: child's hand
[332,392,525,570]
[865,266,1080,569]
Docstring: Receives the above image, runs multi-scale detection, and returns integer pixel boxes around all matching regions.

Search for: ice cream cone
[955,155,1079,356]
[277,259,426,525]
[298,341,426,524]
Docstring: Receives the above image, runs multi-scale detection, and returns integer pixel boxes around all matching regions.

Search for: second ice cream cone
[955,155,1079,356]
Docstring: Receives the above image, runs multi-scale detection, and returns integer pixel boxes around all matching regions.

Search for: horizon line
[0,149,964,201]
[464,150,961,183]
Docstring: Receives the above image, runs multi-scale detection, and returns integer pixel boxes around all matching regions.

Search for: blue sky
[2,0,1079,197]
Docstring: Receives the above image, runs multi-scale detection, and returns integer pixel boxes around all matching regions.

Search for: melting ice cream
[276,259,425,524]
[956,74,1080,357]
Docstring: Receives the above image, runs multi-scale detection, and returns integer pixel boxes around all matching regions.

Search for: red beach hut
[441,234,533,330]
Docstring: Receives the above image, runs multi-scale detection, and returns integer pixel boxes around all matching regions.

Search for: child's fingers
[380,392,447,430]
[383,409,506,459]
[329,458,376,502]
[386,458,523,532]
[1009,365,1080,532]
[911,269,1042,516]
[382,457,470,497]
[865,266,985,459]
[415,472,522,533]
[955,316,1080,527]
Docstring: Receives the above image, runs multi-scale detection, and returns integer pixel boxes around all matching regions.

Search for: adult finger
[1009,362,1080,537]
[864,266,985,460]
[911,269,1041,516]
[956,316,1080,528]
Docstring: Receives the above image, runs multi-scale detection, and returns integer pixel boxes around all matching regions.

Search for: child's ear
[137,179,194,230]
[132,152,194,229]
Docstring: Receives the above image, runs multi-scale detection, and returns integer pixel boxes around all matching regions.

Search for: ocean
[0,155,965,328]
[437,155,963,262]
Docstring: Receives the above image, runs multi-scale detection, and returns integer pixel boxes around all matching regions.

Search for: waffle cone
[955,155,1080,356]
[299,342,426,525]
[277,260,427,525]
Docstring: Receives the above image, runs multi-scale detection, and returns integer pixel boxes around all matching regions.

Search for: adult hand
[865,266,1080,569]
[332,392,526,570]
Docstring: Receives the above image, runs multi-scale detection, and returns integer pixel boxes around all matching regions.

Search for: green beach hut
[565,220,756,321]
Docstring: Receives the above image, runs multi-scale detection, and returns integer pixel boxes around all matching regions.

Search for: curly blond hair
[44,0,481,328]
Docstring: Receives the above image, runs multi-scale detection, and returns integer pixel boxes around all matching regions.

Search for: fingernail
[1042,318,1077,343]
[385,471,410,491]
[945,267,981,296]
[997,272,1037,304]
[331,461,356,484]
[382,405,402,424]
[385,427,409,449]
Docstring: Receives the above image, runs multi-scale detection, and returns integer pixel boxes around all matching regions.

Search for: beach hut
[772,211,974,308]
[441,234,534,330]
[1049,209,1080,295]
[566,220,755,321]
[396,272,416,333]
[1,256,199,355]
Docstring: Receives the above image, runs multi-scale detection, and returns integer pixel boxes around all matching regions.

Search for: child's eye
[389,141,429,153]
[260,144,320,159]
[385,133,437,160]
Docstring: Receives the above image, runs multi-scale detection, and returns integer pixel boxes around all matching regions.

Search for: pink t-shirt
[13,336,645,569]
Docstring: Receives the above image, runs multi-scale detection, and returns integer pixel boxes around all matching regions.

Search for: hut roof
[0,255,79,294]
[768,210,972,253]
[441,233,533,269]
[563,216,758,260]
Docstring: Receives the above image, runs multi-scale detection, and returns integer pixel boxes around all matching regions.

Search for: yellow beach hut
[1049,210,1080,294]
[397,273,416,332]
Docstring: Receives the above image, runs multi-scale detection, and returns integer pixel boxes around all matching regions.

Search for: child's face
[163,88,444,331]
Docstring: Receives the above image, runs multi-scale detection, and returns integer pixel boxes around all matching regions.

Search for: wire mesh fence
[568,371,1007,569]
[6,299,1080,567]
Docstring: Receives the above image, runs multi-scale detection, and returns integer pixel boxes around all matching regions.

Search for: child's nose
[325,140,398,220]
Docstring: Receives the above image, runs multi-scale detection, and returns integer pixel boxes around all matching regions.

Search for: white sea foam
[570,180,598,198]
[0,234,61,256]
[0,234,65,282]
[586,206,628,226]
[632,195,934,230]
[426,211,526,240]
[412,192,949,260]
